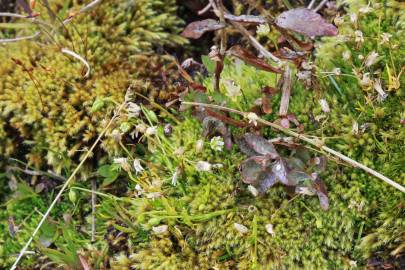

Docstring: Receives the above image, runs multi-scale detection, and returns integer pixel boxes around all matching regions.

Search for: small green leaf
[98,165,120,186]
[141,105,159,124]
[68,189,77,204]
[202,55,215,74]
[120,122,132,133]
[91,98,105,112]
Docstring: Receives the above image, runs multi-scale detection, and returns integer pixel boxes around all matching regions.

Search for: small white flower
[145,126,157,136]
[196,161,212,172]
[195,139,204,153]
[359,5,372,14]
[246,112,259,126]
[380,32,392,44]
[114,157,131,172]
[248,185,259,197]
[127,102,141,118]
[301,61,313,70]
[296,71,311,81]
[135,123,147,137]
[172,167,181,186]
[212,163,223,169]
[358,54,364,60]
[334,15,344,26]
[133,159,144,174]
[210,136,224,152]
[332,67,341,76]
[354,30,364,43]
[319,99,330,113]
[342,51,351,60]
[223,80,241,100]
[349,260,357,268]
[234,223,249,234]
[373,79,388,101]
[350,13,358,24]
[152,225,168,234]
[359,73,372,88]
[256,24,270,36]
[135,184,144,196]
[146,192,162,199]
[295,186,316,196]
[110,129,122,143]
[265,224,275,235]
[364,51,379,67]
[352,121,359,135]
[173,147,185,156]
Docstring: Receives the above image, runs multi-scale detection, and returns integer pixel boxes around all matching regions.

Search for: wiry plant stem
[63,0,103,24]
[61,48,91,78]
[307,0,317,9]
[10,103,126,270]
[182,101,405,193]
[314,0,329,12]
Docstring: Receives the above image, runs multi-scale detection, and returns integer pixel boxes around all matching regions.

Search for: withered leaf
[223,14,266,24]
[258,172,278,193]
[272,158,293,186]
[181,19,225,39]
[227,45,282,74]
[275,8,338,37]
[311,173,329,210]
[242,133,279,158]
[287,170,311,185]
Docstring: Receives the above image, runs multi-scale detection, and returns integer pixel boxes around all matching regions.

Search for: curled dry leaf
[311,173,329,210]
[227,45,282,74]
[223,14,266,24]
[275,8,338,37]
[279,66,293,116]
[181,19,225,39]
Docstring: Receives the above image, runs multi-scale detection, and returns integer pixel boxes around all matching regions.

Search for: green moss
[0,0,186,173]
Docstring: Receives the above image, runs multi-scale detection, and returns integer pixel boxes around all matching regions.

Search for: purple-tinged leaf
[275,8,338,37]
[311,173,329,210]
[243,133,279,158]
[240,156,271,184]
[272,158,294,186]
[181,19,225,39]
[287,158,306,170]
[287,170,312,185]
[280,117,290,128]
[258,172,278,193]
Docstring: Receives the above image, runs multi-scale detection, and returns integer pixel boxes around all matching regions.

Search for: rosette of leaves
[238,133,329,210]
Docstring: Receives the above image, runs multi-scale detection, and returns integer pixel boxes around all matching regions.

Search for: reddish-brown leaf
[181,19,225,39]
[227,45,282,74]
[275,8,338,37]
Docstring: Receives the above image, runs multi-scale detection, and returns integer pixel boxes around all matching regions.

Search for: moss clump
[0,0,186,173]
[99,2,404,268]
